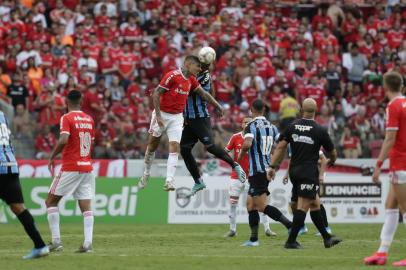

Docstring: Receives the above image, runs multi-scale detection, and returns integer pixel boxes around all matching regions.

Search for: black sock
[287,209,306,244]
[263,205,292,229]
[206,145,236,168]
[180,146,201,184]
[320,204,329,227]
[17,210,46,248]
[248,210,259,242]
[310,210,331,240]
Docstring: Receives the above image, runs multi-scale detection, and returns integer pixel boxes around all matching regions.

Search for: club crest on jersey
[294,125,313,132]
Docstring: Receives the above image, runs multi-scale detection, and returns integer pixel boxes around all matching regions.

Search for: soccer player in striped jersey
[238,99,292,246]
[180,61,246,196]
[224,117,276,237]
[0,111,49,259]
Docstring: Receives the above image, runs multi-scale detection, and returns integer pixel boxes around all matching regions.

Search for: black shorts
[0,173,24,204]
[248,172,270,197]
[290,165,319,202]
[180,118,214,148]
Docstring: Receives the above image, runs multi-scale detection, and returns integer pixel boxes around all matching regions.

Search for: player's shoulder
[389,96,406,109]
[232,132,244,140]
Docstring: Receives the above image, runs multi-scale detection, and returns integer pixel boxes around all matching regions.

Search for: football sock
[18,209,46,248]
[310,210,331,240]
[261,213,270,232]
[248,210,259,242]
[229,199,238,231]
[47,207,61,243]
[143,150,155,175]
[180,146,201,183]
[206,145,235,168]
[287,209,306,244]
[263,205,292,229]
[377,209,399,253]
[166,152,178,183]
[320,204,329,227]
[83,211,94,247]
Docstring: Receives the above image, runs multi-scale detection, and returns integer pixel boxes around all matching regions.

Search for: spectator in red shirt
[81,84,106,122]
[35,125,57,159]
[98,47,116,87]
[312,4,333,31]
[340,127,362,159]
[94,119,118,158]
[117,42,136,89]
[214,71,234,105]
[303,74,326,109]
[265,84,284,122]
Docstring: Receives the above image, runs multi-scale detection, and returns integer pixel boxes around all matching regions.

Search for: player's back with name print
[60,111,95,172]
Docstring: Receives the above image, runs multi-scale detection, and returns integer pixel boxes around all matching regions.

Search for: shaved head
[302,98,317,114]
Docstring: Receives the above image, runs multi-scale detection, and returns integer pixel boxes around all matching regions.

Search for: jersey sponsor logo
[74,116,92,122]
[175,87,188,95]
[292,134,314,144]
[294,125,313,132]
[77,161,91,166]
[300,183,318,191]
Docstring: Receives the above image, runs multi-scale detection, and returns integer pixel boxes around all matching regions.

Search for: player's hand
[216,106,225,118]
[282,175,289,185]
[319,177,325,184]
[48,159,55,176]
[156,115,165,129]
[372,166,381,183]
[327,158,335,167]
[266,168,276,182]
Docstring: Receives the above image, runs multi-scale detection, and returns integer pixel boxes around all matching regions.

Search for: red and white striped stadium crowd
[0,0,405,160]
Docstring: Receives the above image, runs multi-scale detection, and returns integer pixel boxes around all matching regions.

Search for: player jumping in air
[239,100,292,246]
[0,110,49,259]
[225,117,276,237]
[138,56,224,191]
[180,61,247,196]
[364,72,406,266]
[46,90,96,253]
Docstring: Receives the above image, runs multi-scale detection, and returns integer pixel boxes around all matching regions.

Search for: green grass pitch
[2,223,406,270]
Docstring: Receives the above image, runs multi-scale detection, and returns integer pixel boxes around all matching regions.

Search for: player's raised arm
[151,86,166,128]
[194,86,224,117]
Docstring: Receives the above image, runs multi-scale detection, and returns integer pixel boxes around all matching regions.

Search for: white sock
[47,207,61,243]
[377,209,399,253]
[166,152,178,183]
[144,151,155,175]
[229,200,238,231]
[261,212,270,232]
[83,211,94,247]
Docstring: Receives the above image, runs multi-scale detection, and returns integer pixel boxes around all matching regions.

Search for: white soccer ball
[198,46,216,64]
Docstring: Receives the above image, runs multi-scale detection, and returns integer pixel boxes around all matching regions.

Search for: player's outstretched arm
[194,87,224,117]
[48,133,69,175]
[152,86,166,128]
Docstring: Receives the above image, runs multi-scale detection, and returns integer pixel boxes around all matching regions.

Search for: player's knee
[168,141,180,153]
[9,203,25,215]
[230,197,239,205]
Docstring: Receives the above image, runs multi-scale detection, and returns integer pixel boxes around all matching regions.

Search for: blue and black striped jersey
[184,70,211,119]
[0,111,18,174]
[244,116,279,177]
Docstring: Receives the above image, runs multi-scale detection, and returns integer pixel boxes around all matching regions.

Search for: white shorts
[229,179,245,197]
[49,171,95,200]
[389,171,406,185]
[149,110,184,143]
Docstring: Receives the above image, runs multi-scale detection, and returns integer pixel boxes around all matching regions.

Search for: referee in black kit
[267,98,342,249]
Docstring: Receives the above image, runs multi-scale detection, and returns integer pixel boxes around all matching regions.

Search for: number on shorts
[79,132,91,157]
[0,123,10,146]
[261,136,273,155]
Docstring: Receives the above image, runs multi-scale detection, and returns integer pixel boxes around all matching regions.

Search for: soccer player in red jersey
[138,55,224,191]
[45,90,96,253]
[224,117,276,237]
[364,72,406,266]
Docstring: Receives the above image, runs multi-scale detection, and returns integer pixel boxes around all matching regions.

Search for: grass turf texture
[1,223,406,270]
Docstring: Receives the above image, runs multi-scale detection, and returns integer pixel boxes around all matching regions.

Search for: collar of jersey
[179,68,188,80]
[254,116,266,120]
[302,117,315,121]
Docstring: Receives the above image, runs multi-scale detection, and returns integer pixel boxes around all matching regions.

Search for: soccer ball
[198,47,216,64]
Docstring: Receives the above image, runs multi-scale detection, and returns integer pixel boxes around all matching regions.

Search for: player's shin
[261,213,270,232]
[83,211,94,247]
[18,209,46,248]
[180,146,201,184]
[310,210,331,239]
[263,205,292,229]
[287,210,306,244]
[377,209,399,253]
[206,145,235,167]
[229,198,238,232]
[248,210,260,242]
[143,150,155,176]
[166,152,179,184]
[320,204,329,228]
[47,207,61,244]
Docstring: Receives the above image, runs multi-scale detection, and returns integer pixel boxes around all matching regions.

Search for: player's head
[250,99,265,116]
[383,71,403,96]
[302,98,317,118]
[184,55,201,76]
[67,90,82,110]
[241,117,252,130]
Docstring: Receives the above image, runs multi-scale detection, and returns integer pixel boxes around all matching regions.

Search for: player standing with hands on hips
[268,98,341,249]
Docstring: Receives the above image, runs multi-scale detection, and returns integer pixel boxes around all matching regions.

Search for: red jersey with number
[60,111,95,172]
[226,132,249,180]
[158,69,200,114]
[386,96,406,171]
